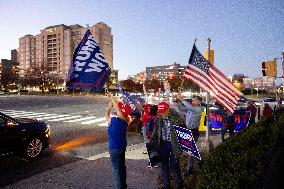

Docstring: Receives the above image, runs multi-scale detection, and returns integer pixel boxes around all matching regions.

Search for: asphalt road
[0,94,112,187]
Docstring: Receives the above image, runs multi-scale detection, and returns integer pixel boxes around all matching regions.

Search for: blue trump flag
[115,83,145,115]
[66,29,112,92]
[174,125,201,160]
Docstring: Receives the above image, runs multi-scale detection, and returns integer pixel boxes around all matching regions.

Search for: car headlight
[45,124,51,137]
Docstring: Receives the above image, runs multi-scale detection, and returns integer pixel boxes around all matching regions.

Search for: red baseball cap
[118,102,132,116]
[157,102,170,114]
[144,104,152,113]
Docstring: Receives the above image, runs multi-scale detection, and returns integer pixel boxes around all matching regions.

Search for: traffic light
[262,60,277,77]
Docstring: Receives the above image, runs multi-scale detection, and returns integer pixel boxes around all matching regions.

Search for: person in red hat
[151,101,186,189]
[106,93,131,189]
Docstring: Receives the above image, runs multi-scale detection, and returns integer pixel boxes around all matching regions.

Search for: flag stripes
[184,71,235,113]
[186,65,238,106]
[184,44,243,113]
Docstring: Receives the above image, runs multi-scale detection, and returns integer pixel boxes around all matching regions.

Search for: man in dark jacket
[151,101,186,189]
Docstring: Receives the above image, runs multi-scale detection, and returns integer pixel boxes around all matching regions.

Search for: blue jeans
[160,140,183,189]
[109,149,127,189]
[142,126,148,144]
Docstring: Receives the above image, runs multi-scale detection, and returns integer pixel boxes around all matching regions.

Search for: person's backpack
[145,116,156,137]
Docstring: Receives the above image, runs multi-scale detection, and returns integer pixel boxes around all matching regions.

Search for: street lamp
[57,71,62,94]
[40,71,44,95]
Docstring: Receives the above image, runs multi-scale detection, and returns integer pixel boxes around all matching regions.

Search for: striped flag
[184,44,243,113]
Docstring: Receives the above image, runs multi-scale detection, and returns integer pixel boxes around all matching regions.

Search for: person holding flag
[176,94,204,175]
[105,93,131,189]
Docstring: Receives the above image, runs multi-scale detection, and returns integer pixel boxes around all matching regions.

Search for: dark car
[0,112,50,160]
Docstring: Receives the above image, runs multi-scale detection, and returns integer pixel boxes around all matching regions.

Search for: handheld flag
[115,83,145,115]
[174,125,201,160]
[184,44,243,113]
[66,29,111,92]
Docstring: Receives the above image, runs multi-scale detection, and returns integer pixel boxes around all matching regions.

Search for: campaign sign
[209,109,251,133]
[234,109,251,132]
[209,109,224,133]
[174,125,201,160]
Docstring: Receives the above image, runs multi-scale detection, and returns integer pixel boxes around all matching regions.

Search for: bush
[196,109,284,189]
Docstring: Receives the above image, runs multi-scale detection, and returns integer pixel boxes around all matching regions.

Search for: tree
[232,73,247,85]
[120,79,143,92]
[182,79,200,92]
[144,79,163,93]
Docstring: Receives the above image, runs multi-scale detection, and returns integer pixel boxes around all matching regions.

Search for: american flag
[184,44,243,113]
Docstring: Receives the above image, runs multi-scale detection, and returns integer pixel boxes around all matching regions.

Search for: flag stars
[190,52,211,74]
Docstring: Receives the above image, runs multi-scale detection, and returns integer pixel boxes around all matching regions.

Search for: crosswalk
[0,109,108,127]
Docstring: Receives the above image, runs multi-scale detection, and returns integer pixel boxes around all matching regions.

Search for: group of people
[105,92,278,189]
[105,92,204,189]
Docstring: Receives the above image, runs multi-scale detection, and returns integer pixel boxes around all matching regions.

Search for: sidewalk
[3,134,222,189]
[4,143,160,189]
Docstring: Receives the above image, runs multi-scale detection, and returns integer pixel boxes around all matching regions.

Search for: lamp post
[40,71,44,95]
[57,71,62,95]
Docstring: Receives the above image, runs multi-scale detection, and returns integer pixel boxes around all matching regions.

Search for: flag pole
[205,38,211,141]
[200,38,214,154]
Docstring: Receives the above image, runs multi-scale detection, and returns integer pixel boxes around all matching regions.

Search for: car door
[0,114,21,154]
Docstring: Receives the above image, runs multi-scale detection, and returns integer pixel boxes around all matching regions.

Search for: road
[0,94,113,187]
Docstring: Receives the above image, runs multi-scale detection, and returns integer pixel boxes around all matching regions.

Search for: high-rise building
[18,34,36,75]
[18,22,113,80]
[11,49,18,64]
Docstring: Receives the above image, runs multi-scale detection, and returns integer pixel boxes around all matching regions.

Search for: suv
[0,112,51,160]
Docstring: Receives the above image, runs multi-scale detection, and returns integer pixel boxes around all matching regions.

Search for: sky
[0,0,283,80]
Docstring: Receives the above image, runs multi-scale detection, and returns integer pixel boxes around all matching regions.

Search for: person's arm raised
[107,93,126,120]
[105,101,113,123]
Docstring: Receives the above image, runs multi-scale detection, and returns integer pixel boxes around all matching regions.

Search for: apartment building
[18,22,113,80]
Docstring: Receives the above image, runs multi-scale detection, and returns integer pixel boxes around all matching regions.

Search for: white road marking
[49,115,82,122]
[81,118,106,124]
[64,116,97,123]
[0,110,107,125]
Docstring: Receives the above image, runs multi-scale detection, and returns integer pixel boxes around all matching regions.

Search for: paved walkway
[4,143,160,189]
[3,134,222,189]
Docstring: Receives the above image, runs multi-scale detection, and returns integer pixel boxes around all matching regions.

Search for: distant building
[130,71,146,83]
[11,49,18,64]
[145,62,186,82]
[0,59,14,86]
[18,22,113,80]
[243,77,275,89]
